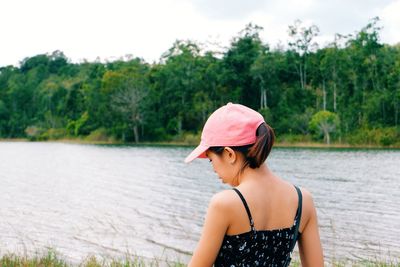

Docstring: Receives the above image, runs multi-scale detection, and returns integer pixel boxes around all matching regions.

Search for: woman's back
[214,171,303,266]
[225,174,302,236]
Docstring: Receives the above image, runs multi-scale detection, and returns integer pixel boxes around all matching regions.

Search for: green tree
[102,58,150,142]
[110,75,148,143]
[288,20,319,90]
[155,40,206,137]
[309,110,340,144]
[221,23,265,109]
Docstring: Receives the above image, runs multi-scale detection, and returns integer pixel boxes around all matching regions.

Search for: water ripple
[0,142,399,263]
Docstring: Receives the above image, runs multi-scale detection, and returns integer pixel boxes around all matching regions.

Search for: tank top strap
[232,188,256,232]
[293,185,303,227]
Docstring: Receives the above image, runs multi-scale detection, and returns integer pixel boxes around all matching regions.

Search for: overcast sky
[0,0,399,67]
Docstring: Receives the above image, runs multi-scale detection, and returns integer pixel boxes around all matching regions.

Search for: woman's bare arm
[188,191,231,267]
[298,189,324,267]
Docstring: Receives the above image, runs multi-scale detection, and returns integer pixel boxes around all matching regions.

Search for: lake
[0,142,399,264]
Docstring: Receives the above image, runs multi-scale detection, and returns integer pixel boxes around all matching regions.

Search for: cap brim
[184,143,209,163]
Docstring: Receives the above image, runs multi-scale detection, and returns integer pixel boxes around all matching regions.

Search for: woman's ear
[224,147,236,164]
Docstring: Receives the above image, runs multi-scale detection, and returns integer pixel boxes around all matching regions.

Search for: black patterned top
[214,185,302,267]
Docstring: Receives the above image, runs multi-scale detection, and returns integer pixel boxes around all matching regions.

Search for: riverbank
[1,137,400,149]
[0,250,398,267]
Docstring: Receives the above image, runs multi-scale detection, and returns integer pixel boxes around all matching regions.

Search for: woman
[185,103,324,267]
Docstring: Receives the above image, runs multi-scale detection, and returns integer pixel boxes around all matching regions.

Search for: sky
[0,0,399,67]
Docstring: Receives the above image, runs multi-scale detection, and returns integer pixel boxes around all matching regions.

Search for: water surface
[0,142,399,263]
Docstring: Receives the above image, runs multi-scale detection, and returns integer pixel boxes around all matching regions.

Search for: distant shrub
[170,132,200,145]
[157,128,171,141]
[40,128,67,140]
[85,128,113,142]
[346,127,399,146]
[379,128,398,146]
[276,134,312,144]
[66,112,90,136]
[182,132,200,145]
[25,126,44,141]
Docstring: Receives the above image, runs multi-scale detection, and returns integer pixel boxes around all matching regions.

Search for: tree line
[0,18,399,146]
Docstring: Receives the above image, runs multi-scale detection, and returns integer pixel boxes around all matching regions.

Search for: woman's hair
[208,122,275,170]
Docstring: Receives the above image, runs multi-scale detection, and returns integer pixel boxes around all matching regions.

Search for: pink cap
[184,103,265,163]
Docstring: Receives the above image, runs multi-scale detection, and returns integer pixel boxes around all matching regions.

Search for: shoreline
[1,138,400,149]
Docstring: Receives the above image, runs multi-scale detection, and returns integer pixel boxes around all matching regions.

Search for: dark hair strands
[246,123,275,168]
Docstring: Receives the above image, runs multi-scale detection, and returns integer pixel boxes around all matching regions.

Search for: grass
[0,250,186,267]
[0,250,398,267]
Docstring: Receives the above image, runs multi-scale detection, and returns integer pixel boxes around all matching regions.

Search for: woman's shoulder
[297,186,318,233]
[298,186,316,210]
[208,189,241,213]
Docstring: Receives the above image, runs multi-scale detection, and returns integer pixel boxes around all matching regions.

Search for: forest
[0,18,399,146]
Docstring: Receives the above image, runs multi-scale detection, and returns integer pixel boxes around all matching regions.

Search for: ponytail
[245,123,275,168]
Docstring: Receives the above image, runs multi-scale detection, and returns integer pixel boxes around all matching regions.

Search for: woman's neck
[237,163,277,185]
